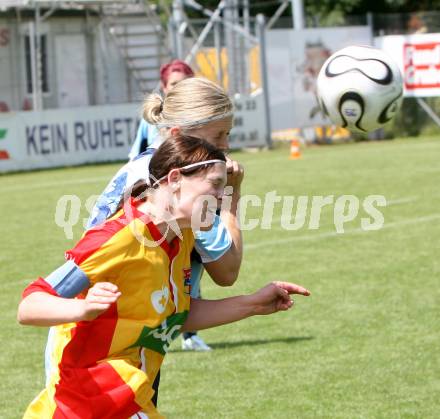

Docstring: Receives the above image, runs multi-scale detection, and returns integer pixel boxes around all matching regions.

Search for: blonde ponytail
[142,78,233,130]
[143,93,164,125]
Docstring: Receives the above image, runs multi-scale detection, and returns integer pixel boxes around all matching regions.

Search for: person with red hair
[128,60,195,160]
[160,59,195,91]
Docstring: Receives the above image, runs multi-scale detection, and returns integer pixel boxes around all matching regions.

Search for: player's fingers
[86,303,113,317]
[273,281,311,296]
[88,295,120,304]
[273,284,291,302]
[288,299,294,308]
[94,282,119,293]
[231,160,240,175]
[278,299,294,311]
[90,289,121,298]
[226,159,240,175]
[226,158,234,172]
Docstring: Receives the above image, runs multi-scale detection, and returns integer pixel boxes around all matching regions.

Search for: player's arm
[18,282,120,326]
[18,228,124,326]
[182,282,310,331]
[203,159,243,286]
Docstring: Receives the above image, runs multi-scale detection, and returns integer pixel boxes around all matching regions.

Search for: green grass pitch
[1,137,439,418]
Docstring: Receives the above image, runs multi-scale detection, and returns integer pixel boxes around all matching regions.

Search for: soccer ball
[316,45,403,133]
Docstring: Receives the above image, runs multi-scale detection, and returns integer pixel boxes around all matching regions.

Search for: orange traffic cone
[289,139,301,159]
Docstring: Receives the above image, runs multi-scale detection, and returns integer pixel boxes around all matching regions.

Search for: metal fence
[185,11,440,139]
[1,5,439,138]
[266,10,440,36]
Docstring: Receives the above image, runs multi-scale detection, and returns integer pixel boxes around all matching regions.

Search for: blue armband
[45,260,90,298]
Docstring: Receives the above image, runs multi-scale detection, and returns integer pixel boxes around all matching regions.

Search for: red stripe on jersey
[168,239,180,262]
[52,303,143,417]
[65,211,130,266]
[53,360,141,419]
[60,303,118,368]
[22,277,58,299]
[143,214,182,260]
[126,197,183,259]
[127,198,179,257]
[126,200,183,313]
[66,198,166,266]
[134,203,183,313]
[144,218,172,255]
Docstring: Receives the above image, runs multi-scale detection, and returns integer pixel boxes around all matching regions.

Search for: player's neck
[137,200,185,243]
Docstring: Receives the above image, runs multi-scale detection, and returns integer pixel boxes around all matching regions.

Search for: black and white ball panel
[316,45,403,133]
[325,55,393,85]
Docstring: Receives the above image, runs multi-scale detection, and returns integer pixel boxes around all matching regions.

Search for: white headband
[151,159,226,187]
[155,111,233,129]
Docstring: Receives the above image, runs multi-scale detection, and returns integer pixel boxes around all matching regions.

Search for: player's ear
[167,169,182,190]
[169,127,181,137]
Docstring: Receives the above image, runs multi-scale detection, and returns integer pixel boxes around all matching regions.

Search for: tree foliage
[151,0,440,19]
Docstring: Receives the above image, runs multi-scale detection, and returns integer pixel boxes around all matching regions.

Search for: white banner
[375,33,440,97]
[230,92,268,149]
[266,26,372,130]
[0,97,267,173]
[0,103,141,173]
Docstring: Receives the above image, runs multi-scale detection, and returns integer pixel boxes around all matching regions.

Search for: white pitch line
[386,196,418,205]
[0,175,111,193]
[245,213,440,251]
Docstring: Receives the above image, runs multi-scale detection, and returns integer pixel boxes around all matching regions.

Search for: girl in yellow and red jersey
[18,136,310,419]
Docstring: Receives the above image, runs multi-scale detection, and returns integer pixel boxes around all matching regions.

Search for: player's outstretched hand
[82,282,121,321]
[249,282,311,316]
